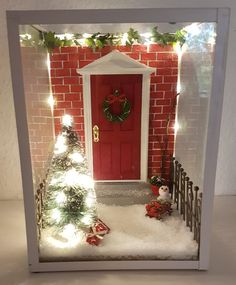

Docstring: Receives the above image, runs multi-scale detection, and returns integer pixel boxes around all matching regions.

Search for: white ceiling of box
[37,23,189,34]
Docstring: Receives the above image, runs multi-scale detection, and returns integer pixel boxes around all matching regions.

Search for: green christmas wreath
[102,90,131,123]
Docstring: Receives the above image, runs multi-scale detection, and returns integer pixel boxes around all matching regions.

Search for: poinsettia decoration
[146,200,172,220]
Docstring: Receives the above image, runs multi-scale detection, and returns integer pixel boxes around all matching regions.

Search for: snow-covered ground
[40,203,198,261]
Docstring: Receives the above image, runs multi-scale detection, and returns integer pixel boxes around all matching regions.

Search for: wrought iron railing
[170,157,202,248]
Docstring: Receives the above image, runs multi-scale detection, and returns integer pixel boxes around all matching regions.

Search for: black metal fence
[170,157,202,248]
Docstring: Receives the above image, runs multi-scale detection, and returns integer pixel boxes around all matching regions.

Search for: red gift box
[86,234,103,246]
[86,218,110,246]
[91,219,110,235]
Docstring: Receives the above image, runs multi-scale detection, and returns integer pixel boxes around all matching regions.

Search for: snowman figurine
[157,185,172,203]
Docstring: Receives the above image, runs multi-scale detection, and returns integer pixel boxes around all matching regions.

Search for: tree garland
[102,90,131,123]
[20,27,186,52]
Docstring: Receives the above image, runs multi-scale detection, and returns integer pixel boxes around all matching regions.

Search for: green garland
[102,90,131,123]
[151,27,186,47]
[20,27,186,52]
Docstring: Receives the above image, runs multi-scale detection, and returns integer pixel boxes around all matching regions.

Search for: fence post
[171,160,202,251]
[180,169,186,217]
[186,179,189,227]
[194,186,200,240]
[197,192,203,248]
[174,160,178,204]
[189,183,194,232]
[175,162,181,210]
[169,156,175,198]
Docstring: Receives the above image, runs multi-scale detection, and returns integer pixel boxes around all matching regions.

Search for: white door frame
[78,51,155,182]
[7,7,230,272]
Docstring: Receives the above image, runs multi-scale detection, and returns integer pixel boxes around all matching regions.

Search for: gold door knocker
[93,125,99,142]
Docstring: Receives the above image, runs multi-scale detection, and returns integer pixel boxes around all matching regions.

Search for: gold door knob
[93,125,99,142]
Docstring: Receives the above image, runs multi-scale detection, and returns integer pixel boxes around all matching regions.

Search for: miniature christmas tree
[43,115,97,241]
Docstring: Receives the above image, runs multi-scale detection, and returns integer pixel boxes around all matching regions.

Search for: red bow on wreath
[106,90,126,104]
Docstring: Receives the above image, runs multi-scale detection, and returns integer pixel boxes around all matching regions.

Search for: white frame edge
[31,260,199,272]
[199,8,230,270]
[6,13,40,267]
[6,7,229,272]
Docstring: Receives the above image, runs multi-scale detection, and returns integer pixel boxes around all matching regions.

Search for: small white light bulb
[47,95,54,109]
[174,121,180,133]
[141,32,152,39]
[61,224,76,240]
[121,33,128,45]
[63,169,94,188]
[62,114,73,128]
[63,168,80,186]
[176,81,181,94]
[61,224,76,239]
[83,33,91,39]
[81,214,93,226]
[69,152,84,164]
[54,135,67,154]
[173,42,182,56]
[78,174,94,189]
[49,178,59,186]
[20,33,31,39]
[51,209,61,223]
[55,192,66,205]
[64,33,74,40]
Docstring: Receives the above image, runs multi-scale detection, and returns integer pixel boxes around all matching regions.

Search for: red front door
[91,74,142,180]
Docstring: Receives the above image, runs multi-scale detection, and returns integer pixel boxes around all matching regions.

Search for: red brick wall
[50,44,178,179]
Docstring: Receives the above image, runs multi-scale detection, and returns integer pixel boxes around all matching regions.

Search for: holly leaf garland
[26,27,187,51]
[42,31,63,52]
[85,33,122,49]
[175,29,187,46]
[151,26,186,46]
[126,28,142,46]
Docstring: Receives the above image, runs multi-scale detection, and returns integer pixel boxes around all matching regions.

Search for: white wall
[0,0,235,199]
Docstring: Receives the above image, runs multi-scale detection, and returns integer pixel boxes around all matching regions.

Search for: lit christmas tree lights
[43,115,97,244]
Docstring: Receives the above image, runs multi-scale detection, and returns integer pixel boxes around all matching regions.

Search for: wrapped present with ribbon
[86,218,110,246]
[91,219,110,236]
[86,234,103,246]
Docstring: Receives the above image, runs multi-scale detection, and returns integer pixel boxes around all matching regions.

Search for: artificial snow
[40,204,198,261]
